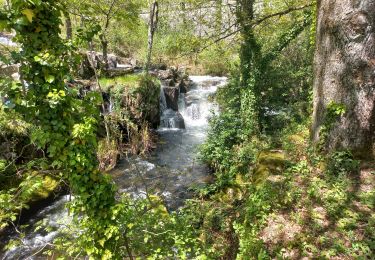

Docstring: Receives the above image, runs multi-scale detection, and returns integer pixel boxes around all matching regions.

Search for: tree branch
[180,3,313,57]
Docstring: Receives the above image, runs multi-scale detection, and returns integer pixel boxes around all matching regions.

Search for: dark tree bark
[145,1,159,72]
[312,0,375,158]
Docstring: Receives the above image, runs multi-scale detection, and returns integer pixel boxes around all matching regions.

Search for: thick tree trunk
[312,0,375,158]
[236,0,261,136]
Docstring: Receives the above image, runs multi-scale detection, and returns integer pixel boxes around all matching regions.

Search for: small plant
[327,150,360,176]
[97,139,119,171]
[318,101,347,150]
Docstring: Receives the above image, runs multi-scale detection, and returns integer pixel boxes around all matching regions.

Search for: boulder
[163,86,179,111]
[152,63,168,70]
[178,80,190,93]
[105,67,134,78]
[158,69,174,80]
[118,57,138,68]
[162,79,175,87]
[177,66,187,75]
[107,54,118,69]
[160,109,185,129]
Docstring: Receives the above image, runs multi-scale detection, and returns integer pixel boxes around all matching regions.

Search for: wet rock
[201,79,222,88]
[184,94,200,106]
[179,80,188,93]
[163,79,176,87]
[107,54,118,69]
[163,86,179,111]
[182,79,194,93]
[160,109,185,129]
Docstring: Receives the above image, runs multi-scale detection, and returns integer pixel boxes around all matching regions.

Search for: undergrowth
[198,118,374,259]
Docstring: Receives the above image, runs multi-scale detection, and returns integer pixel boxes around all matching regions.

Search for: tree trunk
[145,1,159,72]
[312,0,375,158]
[236,0,260,136]
[100,36,109,70]
[66,15,72,40]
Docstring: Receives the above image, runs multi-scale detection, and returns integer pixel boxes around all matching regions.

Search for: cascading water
[0,76,227,259]
[1,196,72,259]
[113,76,227,208]
[0,36,16,47]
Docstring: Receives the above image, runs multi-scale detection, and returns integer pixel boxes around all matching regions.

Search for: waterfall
[160,84,168,114]
[159,76,226,130]
[159,83,185,129]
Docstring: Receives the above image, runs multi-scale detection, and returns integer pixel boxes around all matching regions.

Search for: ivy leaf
[45,75,55,83]
[21,9,35,23]
[98,239,105,247]
[0,20,9,31]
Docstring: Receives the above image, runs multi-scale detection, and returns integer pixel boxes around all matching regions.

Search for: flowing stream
[0,76,227,259]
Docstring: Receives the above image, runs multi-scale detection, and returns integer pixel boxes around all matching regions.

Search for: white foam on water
[0,36,17,47]
[189,75,227,83]
[135,158,156,172]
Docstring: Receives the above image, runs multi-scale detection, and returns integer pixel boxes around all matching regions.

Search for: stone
[107,54,118,69]
[160,109,185,129]
[162,79,175,87]
[178,80,190,93]
[118,57,138,68]
[105,67,134,78]
[158,69,174,80]
[152,63,168,70]
[163,86,179,111]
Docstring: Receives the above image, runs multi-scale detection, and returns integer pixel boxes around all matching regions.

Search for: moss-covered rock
[253,150,288,184]
[30,175,59,201]
[101,74,161,128]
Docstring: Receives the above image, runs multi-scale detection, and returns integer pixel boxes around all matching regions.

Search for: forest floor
[257,127,375,259]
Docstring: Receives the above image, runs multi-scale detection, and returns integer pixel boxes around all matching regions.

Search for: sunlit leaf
[45,75,55,83]
[21,9,35,23]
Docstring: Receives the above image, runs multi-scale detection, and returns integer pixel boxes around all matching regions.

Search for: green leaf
[0,20,9,31]
[21,9,35,23]
[45,75,55,83]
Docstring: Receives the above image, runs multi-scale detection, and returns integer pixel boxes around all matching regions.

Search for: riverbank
[1,75,227,258]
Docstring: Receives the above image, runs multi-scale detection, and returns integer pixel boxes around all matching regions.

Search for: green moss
[31,175,59,201]
[99,74,144,90]
[257,151,287,168]
[253,151,288,184]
